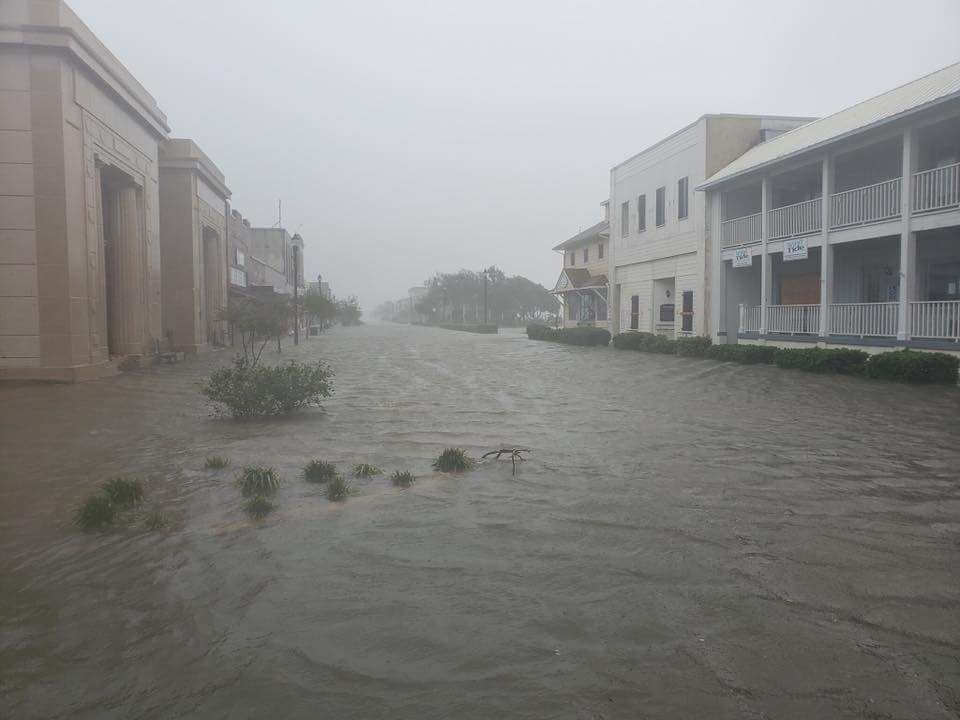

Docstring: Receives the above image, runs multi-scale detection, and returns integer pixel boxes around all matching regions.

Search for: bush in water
[432,448,475,472]
[325,475,353,502]
[243,495,277,521]
[774,347,869,375]
[102,477,144,508]
[237,465,282,497]
[304,460,339,483]
[527,324,611,346]
[707,344,778,364]
[201,359,334,419]
[391,470,416,488]
[675,336,713,357]
[865,349,959,383]
[143,510,171,531]
[205,455,230,470]
[352,463,383,478]
[74,494,116,531]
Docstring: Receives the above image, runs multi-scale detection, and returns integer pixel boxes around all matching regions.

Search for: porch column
[709,190,724,341]
[897,128,916,340]
[819,155,833,338]
[760,176,771,335]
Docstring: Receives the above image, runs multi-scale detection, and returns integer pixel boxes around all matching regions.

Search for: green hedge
[526,324,611,346]
[611,331,684,354]
[865,349,959,383]
[706,344,778,364]
[676,336,713,357]
[774,347,868,375]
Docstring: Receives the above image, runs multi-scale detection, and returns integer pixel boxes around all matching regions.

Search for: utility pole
[292,244,299,346]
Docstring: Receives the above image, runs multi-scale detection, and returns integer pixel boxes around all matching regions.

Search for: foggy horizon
[70,0,960,310]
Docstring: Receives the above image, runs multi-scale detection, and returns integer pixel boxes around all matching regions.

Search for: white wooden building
[552,208,610,328]
[608,115,812,338]
[702,62,960,354]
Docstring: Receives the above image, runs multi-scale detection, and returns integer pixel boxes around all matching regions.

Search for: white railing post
[898,128,915,341]
[820,155,832,338]
[760,177,770,335]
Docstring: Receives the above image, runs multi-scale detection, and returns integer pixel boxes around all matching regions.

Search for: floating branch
[481,448,531,476]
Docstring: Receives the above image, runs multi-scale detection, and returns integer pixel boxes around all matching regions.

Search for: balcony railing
[913,163,960,214]
[738,304,762,333]
[722,213,762,248]
[830,178,901,229]
[909,300,960,340]
[768,198,822,240]
[829,302,898,337]
[767,304,820,335]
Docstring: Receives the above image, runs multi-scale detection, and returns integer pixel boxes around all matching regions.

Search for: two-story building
[608,114,813,338]
[703,62,960,355]
[552,204,610,327]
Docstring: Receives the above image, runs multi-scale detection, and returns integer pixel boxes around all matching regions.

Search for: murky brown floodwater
[1,323,959,719]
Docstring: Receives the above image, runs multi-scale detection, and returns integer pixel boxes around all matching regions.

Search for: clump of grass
[102,477,144,508]
[205,455,230,470]
[325,475,353,502]
[243,495,276,520]
[352,463,383,478]
[432,448,475,473]
[237,465,282,497]
[391,470,416,489]
[74,494,116,531]
[304,459,339,483]
[143,510,171,531]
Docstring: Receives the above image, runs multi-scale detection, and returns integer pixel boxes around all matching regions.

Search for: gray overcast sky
[71,0,960,310]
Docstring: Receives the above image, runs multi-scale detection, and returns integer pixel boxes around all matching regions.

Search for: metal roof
[552,220,609,251]
[699,62,960,190]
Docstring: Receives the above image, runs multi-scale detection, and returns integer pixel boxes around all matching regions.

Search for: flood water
[1,323,959,719]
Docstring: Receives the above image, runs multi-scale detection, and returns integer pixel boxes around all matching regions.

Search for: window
[568,294,581,320]
[621,201,629,238]
[569,250,575,266]
[598,243,604,259]
[583,247,589,263]
[630,295,640,330]
[655,187,666,227]
[678,177,689,220]
[638,195,646,232]
[235,248,245,267]
[681,291,694,332]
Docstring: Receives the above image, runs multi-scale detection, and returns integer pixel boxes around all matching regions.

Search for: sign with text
[733,247,752,268]
[784,238,808,261]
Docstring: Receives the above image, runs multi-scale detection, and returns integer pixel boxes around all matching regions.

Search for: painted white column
[709,190,724,341]
[819,155,833,339]
[897,128,916,341]
[760,176,771,335]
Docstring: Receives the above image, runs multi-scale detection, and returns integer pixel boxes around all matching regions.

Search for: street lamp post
[292,244,299,346]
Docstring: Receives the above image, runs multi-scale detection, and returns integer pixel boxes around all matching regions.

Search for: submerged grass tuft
[304,459,339,483]
[352,463,383,478]
[102,477,144,508]
[205,455,230,470]
[74,494,116,531]
[432,448,475,473]
[391,470,416,489]
[237,465,282,497]
[325,475,353,502]
[143,510,171,531]
[243,495,276,520]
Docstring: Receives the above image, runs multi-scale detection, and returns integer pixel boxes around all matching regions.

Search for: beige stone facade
[159,139,230,353]
[0,0,169,380]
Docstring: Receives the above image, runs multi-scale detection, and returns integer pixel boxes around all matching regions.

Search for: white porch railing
[909,300,960,340]
[767,304,820,334]
[829,302,898,337]
[722,213,762,248]
[830,178,901,228]
[912,163,960,214]
[768,198,822,239]
[738,304,761,333]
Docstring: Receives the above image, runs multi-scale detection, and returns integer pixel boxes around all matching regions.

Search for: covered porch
[552,269,609,328]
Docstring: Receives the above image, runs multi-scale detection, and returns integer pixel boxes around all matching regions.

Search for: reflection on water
[1,324,959,719]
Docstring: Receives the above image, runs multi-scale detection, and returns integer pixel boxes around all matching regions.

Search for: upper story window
[620,201,629,238]
[583,247,589,263]
[598,243,604,259]
[638,194,646,232]
[569,250,575,266]
[655,187,666,227]
[677,177,689,220]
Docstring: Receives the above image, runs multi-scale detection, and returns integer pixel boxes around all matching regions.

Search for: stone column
[897,128,915,341]
[819,155,833,339]
[760,176,771,335]
[112,185,145,356]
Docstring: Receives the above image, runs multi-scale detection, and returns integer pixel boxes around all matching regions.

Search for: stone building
[1,0,169,380]
[158,139,230,352]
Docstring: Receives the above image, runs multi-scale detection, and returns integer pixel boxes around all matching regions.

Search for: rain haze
[66,0,960,309]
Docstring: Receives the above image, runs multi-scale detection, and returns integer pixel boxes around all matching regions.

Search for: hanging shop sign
[733,247,752,268]
[784,238,808,261]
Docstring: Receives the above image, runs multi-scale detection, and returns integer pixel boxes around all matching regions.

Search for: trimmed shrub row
[610,331,958,383]
[526,324,611,346]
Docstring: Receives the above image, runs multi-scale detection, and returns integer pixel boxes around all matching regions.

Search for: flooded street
[2,323,959,719]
